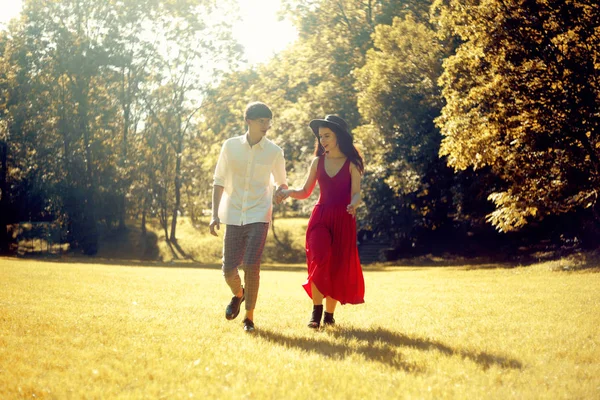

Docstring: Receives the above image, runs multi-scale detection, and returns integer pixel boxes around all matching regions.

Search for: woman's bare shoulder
[349,160,362,175]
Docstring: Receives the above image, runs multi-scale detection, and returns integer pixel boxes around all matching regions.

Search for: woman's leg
[311,281,324,305]
[309,282,339,328]
[311,283,338,312]
[304,222,332,300]
[325,297,337,314]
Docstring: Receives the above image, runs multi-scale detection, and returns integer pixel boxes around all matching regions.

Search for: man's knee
[222,265,239,280]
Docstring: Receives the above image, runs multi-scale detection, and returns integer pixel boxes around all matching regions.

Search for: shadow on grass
[331,327,522,370]
[169,238,191,260]
[256,327,421,372]
[257,326,522,372]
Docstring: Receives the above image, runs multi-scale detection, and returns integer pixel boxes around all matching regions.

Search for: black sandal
[308,305,323,329]
[323,312,335,326]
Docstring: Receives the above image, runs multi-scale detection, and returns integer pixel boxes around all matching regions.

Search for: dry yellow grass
[0,257,599,399]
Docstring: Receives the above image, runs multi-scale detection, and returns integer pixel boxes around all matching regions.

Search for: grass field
[1,257,599,399]
[86,217,309,265]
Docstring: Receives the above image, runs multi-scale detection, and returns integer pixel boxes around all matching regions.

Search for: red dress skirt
[302,156,365,304]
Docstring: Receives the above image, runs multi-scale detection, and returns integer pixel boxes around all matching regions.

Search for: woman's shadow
[257,326,522,373]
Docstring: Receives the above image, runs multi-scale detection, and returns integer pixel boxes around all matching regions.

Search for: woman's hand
[347,202,357,217]
[275,188,290,204]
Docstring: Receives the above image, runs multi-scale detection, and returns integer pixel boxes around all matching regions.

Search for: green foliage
[0,0,242,253]
[353,14,460,246]
[4,0,600,257]
[201,1,436,219]
[433,0,600,232]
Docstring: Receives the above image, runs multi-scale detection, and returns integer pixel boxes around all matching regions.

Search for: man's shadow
[257,326,522,373]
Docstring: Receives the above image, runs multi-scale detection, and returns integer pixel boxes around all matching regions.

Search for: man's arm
[210,141,228,236]
[209,185,224,236]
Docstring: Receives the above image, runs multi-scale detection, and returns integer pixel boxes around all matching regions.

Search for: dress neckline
[323,156,349,179]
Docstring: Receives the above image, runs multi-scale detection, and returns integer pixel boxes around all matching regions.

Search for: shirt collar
[242,133,266,149]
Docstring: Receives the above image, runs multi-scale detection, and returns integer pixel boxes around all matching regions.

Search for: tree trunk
[141,192,148,235]
[77,80,98,255]
[118,67,131,231]
[160,189,169,242]
[170,130,183,241]
[0,141,9,254]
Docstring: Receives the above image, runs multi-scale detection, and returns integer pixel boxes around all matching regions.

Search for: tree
[0,0,241,255]
[103,0,158,230]
[18,0,134,254]
[143,0,241,242]
[433,0,600,233]
[0,16,66,252]
[353,14,457,248]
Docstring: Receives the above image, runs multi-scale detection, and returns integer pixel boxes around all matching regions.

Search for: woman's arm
[281,157,319,200]
[346,162,362,217]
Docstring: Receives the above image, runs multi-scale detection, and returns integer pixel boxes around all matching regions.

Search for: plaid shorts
[222,223,269,310]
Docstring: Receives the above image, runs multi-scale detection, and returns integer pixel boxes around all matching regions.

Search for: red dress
[302,156,365,304]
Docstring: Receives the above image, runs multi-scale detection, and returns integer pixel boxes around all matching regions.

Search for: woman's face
[318,126,338,153]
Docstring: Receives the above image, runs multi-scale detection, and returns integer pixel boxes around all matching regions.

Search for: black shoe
[225,289,245,320]
[308,305,323,329]
[323,312,335,326]
[243,318,255,332]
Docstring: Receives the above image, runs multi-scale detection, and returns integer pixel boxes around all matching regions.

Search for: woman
[279,115,365,328]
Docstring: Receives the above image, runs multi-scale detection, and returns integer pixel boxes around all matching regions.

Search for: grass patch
[0,258,599,399]
[126,216,308,264]
[9,216,309,265]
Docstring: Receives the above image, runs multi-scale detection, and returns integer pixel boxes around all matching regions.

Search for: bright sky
[234,0,297,64]
[0,0,297,65]
[0,0,23,29]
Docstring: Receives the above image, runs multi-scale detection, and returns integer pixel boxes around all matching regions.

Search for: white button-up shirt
[213,133,287,226]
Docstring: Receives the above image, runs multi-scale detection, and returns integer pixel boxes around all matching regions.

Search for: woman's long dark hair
[314,128,364,174]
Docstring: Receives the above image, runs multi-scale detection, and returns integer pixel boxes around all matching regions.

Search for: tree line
[1,0,599,257]
[0,0,241,254]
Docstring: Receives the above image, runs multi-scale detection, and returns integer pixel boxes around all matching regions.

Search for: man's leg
[241,223,269,322]
[222,225,246,319]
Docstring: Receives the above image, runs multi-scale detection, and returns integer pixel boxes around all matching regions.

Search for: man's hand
[274,185,289,204]
[209,216,221,236]
[275,188,289,204]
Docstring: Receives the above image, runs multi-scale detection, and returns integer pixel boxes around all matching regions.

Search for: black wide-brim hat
[309,115,352,140]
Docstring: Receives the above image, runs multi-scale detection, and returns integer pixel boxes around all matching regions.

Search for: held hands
[275,188,290,204]
[209,216,220,236]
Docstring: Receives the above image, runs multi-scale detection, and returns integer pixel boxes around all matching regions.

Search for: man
[209,101,287,332]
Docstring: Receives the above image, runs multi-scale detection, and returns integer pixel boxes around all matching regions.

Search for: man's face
[247,118,272,135]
